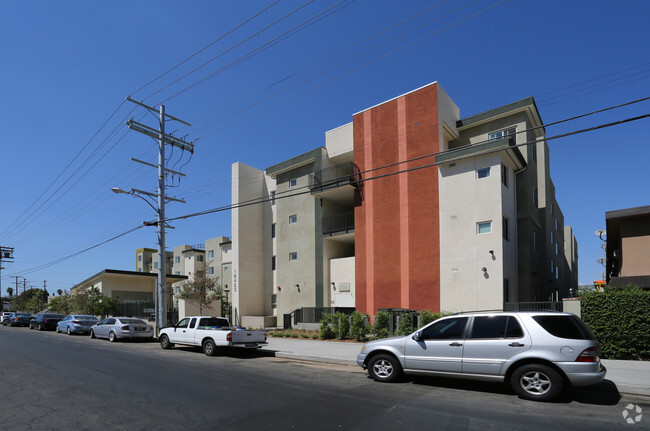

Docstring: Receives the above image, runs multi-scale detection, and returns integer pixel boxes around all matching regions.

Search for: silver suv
[356,311,606,401]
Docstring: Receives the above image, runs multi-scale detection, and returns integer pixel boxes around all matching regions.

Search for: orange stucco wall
[354,83,441,316]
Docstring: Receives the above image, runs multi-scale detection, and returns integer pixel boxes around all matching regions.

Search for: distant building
[230,81,578,324]
[605,205,650,288]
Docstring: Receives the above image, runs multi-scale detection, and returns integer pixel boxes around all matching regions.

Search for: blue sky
[1,0,649,295]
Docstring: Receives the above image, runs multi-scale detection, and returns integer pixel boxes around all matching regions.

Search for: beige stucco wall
[330,256,355,307]
[178,298,221,320]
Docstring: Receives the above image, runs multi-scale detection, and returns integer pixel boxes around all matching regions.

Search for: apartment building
[605,205,650,288]
[231,81,577,323]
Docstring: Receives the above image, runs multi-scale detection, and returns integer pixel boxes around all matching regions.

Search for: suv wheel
[511,364,563,401]
[368,354,402,383]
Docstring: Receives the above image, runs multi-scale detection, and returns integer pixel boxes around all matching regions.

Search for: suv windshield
[533,315,594,340]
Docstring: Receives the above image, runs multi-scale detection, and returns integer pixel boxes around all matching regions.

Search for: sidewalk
[265,337,650,397]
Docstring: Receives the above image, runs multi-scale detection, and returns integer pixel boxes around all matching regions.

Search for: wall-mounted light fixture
[331,282,336,290]
[481,267,487,272]
[489,250,494,256]
[295,284,300,292]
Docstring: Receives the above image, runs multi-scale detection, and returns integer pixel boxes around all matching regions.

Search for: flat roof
[606,205,650,220]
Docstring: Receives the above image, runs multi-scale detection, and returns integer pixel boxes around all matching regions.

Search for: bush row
[580,285,650,360]
[319,309,449,342]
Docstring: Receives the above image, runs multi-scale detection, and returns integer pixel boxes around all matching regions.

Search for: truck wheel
[368,354,402,383]
[160,335,173,350]
[511,364,563,401]
[203,339,217,356]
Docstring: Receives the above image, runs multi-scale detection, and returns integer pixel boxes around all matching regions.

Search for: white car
[90,317,154,342]
[1,312,12,324]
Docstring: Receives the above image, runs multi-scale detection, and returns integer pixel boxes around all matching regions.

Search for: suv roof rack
[450,309,564,315]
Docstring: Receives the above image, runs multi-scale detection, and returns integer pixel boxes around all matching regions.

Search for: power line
[153,0,352,105]
[128,0,283,98]
[193,0,509,139]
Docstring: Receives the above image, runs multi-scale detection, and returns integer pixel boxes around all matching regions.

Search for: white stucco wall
[330,256,355,307]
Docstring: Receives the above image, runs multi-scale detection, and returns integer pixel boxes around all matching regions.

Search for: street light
[112,186,166,335]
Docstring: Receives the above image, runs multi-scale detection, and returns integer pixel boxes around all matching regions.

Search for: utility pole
[0,246,14,297]
[124,98,194,333]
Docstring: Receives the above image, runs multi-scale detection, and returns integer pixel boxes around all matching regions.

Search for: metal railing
[503,302,563,312]
[292,307,356,324]
[322,211,354,235]
[308,162,360,191]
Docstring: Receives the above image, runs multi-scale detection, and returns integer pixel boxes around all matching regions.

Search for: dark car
[29,313,64,331]
[7,313,34,327]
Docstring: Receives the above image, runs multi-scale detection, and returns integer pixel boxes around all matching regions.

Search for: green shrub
[371,311,390,340]
[312,334,319,340]
[419,309,442,327]
[301,333,309,339]
[350,311,370,342]
[320,315,335,340]
[290,333,299,338]
[580,285,650,360]
[396,313,415,336]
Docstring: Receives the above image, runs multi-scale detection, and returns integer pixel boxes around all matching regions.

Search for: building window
[271,294,277,309]
[489,126,516,142]
[289,252,298,261]
[532,143,537,163]
[175,271,180,275]
[197,255,204,262]
[551,231,554,244]
[154,262,158,269]
[477,167,491,179]
[137,268,142,272]
[208,267,214,275]
[550,202,554,215]
[271,191,276,205]
[533,186,538,206]
[272,256,276,271]
[503,279,510,303]
[207,250,214,258]
[477,221,492,234]
[271,223,276,238]
[175,256,180,263]
[224,266,229,272]
[555,218,558,230]
[533,231,538,252]
[503,217,509,241]
[289,214,298,224]
[555,242,559,255]
[289,178,297,188]
[555,266,559,280]
[501,164,508,187]
[138,255,142,262]
[551,259,554,274]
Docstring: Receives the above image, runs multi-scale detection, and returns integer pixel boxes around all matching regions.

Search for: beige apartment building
[230,81,578,326]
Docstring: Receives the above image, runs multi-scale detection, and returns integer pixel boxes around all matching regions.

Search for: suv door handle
[508,342,525,347]
[449,342,463,347]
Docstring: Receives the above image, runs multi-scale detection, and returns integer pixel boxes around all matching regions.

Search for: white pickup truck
[158,316,267,356]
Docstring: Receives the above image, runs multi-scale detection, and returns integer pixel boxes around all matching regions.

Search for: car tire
[38,323,44,331]
[511,364,563,402]
[203,339,217,356]
[90,329,96,339]
[109,331,117,342]
[159,335,173,350]
[367,354,402,383]
[66,327,72,335]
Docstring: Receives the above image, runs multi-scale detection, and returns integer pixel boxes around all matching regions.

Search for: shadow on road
[386,375,621,405]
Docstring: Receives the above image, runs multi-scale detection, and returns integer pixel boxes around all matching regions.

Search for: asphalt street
[0,325,647,430]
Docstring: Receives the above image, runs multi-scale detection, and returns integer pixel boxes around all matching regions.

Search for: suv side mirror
[412,331,423,341]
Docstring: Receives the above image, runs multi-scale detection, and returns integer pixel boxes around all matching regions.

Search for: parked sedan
[1,312,12,325]
[90,317,154,342]
[56,315,99,334]
[29,313,64,331]
[7,313,34,327]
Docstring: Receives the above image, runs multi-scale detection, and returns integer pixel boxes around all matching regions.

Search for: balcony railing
[309,161,361,192]
[322,211,354,236]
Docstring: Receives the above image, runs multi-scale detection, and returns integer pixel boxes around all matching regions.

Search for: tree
[176,268,220,315]
[56,289,63,296]
[12,288,48,313]
[48,293,74,316]
[71,287,119,318]
[7,287,13,297]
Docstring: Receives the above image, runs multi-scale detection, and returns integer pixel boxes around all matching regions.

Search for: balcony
[309,161,361,193]
[323,211,354,236]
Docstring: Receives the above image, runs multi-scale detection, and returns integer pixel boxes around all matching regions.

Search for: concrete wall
[439,152,511,312]
[178,298,221,320]
[232,162,268,325]
[325,122,353,160]
[330,256,355,307]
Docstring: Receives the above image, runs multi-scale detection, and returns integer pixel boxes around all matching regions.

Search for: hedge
[580,286,650,360]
